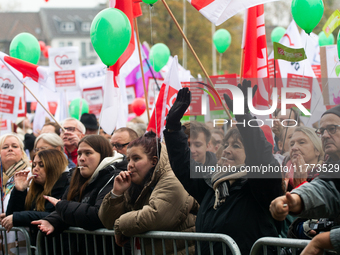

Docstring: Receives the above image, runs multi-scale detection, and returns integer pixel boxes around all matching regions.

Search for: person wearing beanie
[80,113,99,135]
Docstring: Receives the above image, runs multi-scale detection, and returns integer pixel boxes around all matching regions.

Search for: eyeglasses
[111,142,129,149]
[60,127,81,134]
[315,125,340,137]
[33,146,50,153]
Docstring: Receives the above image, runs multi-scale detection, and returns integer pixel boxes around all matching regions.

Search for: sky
[0,0,106,12]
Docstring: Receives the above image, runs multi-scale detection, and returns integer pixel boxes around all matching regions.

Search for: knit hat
[321,105,340,118]
[80,113,99,130]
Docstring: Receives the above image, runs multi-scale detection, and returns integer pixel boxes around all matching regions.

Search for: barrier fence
[0,226,33,255]
[1,227,334,255]
[250,237,311,255]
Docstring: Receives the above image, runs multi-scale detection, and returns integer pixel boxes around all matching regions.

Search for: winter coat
[291,177,340,254]
[163,113,283,255]
[43,152,127,254]
[6,171,69,245]
[98,144,198,255]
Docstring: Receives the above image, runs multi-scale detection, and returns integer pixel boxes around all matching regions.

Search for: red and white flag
[188,0,277,25]
[147,56,182,137]
[0,51,54,91]
[241,5,269,110]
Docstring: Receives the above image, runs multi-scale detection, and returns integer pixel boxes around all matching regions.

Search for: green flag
[273,42,307,62]
[323,9,340,38]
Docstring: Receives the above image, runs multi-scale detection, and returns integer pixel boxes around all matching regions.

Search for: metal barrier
[250,237,311,255]
[35,227,241,255]
[0,226,33,255]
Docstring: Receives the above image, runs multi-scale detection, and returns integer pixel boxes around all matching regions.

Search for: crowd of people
[0,80,339,255]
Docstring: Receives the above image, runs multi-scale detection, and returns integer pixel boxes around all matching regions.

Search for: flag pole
[161,0,232,120]
[0,58,65,132]
[134,18,151,122]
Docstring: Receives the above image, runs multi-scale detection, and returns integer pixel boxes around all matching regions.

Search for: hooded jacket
[44,151,126,234]
[99,144,197,254]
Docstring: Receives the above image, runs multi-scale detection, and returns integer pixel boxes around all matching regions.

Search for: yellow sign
[323,9,340,37]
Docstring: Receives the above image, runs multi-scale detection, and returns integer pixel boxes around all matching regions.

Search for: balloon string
[149,4,159,159]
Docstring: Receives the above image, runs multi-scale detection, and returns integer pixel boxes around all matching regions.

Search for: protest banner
[49,47,80,91]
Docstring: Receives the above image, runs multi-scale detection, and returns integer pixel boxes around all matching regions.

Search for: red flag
[147,56,182,137]
[241,5,269,108]
[109,0,135,87]
[133,0,142,18]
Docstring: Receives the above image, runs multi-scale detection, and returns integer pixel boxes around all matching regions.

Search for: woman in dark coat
[1,149,69,245]
[164,84,284,255]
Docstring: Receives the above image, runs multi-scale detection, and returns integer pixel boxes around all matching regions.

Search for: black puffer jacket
[6,171,69,245]
[44,156,126,233]
[164,114,283,255]
[43,155,127,255]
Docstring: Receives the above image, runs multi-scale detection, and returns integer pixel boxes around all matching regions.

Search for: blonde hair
[293,127,324,162]
[0,133,29,167]
[34,133,64,151]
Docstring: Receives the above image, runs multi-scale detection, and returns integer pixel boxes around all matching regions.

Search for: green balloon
[149,43,170,72]
[9,33,40,64]
[90,8,131,66]
[291,0,324,35]
[271,27,286,44]
[213,29,231,54]
[338,30,340,60]
[142,0,158,4]
[318,31,334,46]
[335,65,340,77]
[69,98,89,120]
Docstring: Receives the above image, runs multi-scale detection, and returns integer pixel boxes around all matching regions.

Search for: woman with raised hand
[286,126,324,190]
[163,83,283,255]
[1,149,69,245]
[98,131,197,255]
[31,135,127,254]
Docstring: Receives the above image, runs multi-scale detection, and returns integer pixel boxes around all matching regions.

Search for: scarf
[208,164,247,210]
[3,159,28,197]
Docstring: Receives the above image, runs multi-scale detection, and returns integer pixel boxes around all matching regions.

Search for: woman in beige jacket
[99,131,197,254]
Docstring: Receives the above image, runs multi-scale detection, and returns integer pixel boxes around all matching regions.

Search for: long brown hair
[67,135,112,201]
[25,150,68,211]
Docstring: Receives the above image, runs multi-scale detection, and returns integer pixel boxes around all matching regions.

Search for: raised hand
[223,79,258,114]
[291,154,308,188]
[31,220,55,235]
[113,171,132,196]
[14,169,33,191]
[269,192,302,221]
[166,87,191,130]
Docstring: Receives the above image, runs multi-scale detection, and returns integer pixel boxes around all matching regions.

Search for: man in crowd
[182,121,214,165]
[110,127,138,155]
[60,118,85,165]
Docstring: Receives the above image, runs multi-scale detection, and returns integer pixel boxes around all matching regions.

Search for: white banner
[82,87,103,118]
[0,69,22,122]
[49,47,80,92]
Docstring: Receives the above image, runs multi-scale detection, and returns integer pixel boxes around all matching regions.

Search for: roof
[39,7,103,40]
[0,12,46,41]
